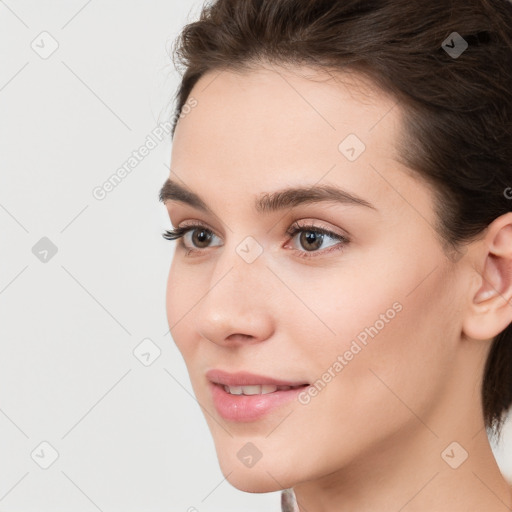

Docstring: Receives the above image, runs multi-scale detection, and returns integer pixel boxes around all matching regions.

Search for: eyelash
[162,220,349,259]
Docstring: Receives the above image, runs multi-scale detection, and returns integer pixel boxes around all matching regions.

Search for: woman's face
[163,64,474,492]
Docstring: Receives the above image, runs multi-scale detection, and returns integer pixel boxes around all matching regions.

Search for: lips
[206,369,309,387]
[206,369,310,422]
[221,384,305,395]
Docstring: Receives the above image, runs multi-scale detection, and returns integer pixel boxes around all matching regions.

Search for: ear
[462,212,512,341]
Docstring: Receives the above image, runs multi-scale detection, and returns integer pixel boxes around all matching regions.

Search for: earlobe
[462,215,512,340]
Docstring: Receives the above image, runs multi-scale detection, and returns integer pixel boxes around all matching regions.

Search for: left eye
[162,222,348,257]
[285,225,347,254]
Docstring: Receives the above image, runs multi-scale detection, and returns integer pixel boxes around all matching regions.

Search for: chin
[215,449,297,493]
[223,467,289,493]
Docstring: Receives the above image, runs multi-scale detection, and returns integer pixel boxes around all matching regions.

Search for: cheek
[165,260,196,356]
[287,263,405,369]
[313,263,459,433]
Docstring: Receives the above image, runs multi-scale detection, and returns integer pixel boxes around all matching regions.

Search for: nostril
[226,333,255,343]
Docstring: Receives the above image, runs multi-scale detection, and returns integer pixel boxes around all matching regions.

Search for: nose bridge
[212,232,268,295]
[211,235,268,311]
[195,235,274,345]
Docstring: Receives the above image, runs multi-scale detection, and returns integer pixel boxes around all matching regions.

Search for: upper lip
[206,369,309,387]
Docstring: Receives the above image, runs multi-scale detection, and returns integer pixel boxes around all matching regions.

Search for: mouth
[206,369,310,422]
[206,368,309,388]
[219,383,308,395]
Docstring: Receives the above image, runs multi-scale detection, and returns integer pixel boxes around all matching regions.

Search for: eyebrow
[159,178,376,213]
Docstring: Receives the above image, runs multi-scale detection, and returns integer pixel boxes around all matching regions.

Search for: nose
[194,247,275,348]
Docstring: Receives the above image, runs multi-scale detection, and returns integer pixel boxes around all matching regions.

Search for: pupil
[302,231,323,251]
[193,229,211,247]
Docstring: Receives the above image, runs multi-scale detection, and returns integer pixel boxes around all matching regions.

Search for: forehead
[172,63,400,159]
[169,64,431,223]
[176,63,400,140]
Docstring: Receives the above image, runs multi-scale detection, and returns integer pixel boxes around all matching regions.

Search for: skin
[162,63,512,512]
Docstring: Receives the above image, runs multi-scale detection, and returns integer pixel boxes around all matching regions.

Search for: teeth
[224,385,243,395]
[222,384,301,395]
[242,385,263,395]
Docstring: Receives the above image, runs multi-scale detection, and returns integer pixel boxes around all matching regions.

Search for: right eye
[162,224,223,252]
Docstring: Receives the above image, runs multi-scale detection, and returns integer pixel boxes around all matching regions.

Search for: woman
[159,0,512,510]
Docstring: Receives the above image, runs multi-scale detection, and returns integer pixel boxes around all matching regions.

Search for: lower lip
[209,381,308,422]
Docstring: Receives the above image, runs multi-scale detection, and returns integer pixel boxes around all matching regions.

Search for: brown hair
[168,0,512,438]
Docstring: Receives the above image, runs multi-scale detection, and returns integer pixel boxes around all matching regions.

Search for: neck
[292,340,512,512]
[293,424,511,512]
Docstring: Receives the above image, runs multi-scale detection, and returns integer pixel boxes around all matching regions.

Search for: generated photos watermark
[298,301,403,405]
[92,96,198,201]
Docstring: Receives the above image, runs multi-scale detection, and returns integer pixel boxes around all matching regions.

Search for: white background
[0,1,511,511]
